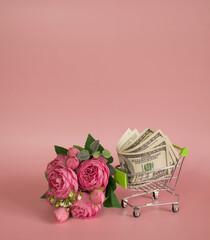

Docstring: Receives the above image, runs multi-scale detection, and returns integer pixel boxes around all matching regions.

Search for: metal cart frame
[114,145,189,217]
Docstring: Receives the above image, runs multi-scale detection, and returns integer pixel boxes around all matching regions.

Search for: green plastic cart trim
[114,145,189,189]
[173,145,189,157]
[114,167,128,189]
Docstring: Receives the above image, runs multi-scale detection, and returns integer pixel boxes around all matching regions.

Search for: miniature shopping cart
[114,145,189,217]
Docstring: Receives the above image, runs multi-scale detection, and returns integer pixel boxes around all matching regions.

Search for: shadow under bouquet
[41,134,121,223]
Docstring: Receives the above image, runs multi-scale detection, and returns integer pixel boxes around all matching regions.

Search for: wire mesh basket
[114,145,189,217]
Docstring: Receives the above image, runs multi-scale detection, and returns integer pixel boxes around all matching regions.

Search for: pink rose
[54,207,69,223]
[66,156,79,170]
[45,154,68,175]
[77,158,110,191]
[48,165,78,199]
[70,192,101,219]
[90,189,105,205]
[68,147,80,157]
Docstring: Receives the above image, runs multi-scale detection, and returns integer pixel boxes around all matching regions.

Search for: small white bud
[69,190,75,198]
[77,192,83,200]
[54,201,60,208]
[49,195,55,203]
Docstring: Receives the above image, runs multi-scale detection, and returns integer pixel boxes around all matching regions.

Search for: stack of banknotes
[116,128,179,186]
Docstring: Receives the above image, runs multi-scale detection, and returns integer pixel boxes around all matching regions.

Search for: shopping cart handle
[173,145,189,157]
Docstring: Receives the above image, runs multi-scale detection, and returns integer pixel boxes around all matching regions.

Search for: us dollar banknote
[117,127,179,186]
[144,135,179,165]
[118,146,169,183]
[127,168,170,189]
[122,129,179,166]
[121,128,155,152]
[124,129,165,153]
[117,128,132,149]
[117,128,140,150]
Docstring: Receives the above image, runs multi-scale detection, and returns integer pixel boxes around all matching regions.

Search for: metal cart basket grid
[114,145,189,217]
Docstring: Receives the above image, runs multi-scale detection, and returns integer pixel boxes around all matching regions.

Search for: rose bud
[54,207,69,223]
[90,189,105,205]
[70,192,101,219]
[67,147,80,158]
[66,156,79,170]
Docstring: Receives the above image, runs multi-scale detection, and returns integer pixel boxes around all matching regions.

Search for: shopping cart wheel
[153,191,159,199]
[133,208,140,218]
[172,204,179,213]
[121,199,128,208]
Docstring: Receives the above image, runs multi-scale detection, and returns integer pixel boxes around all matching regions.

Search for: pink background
[0,0,210,239]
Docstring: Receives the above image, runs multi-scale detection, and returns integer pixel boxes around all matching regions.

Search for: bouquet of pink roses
[41,134,121,222]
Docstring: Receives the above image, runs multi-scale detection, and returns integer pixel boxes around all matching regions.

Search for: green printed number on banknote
[144,163,154,171]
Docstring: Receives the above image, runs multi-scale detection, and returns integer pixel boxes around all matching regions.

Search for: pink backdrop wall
[0,1,210,239]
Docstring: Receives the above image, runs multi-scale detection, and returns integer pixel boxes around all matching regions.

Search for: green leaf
[84,133,105,153]
[84,134,95,153]
[103,186,121,208]
[107,156,114,164]
[102,149,111,159]
[41,192,47,199]
[103,175,119,208]
[98,143,104,152]
[73,145,84,151]
[77,150,90,160]
[45,173,48,180]
[54,145,68,155]
[93,151,100,158]
[108,175,116,191]
[107,164,116,175]
[90,140,99,153]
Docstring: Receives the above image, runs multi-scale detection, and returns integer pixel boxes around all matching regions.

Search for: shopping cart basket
[114,145,189,217]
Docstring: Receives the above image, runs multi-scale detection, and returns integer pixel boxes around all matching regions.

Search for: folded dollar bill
[116,128,179,185]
